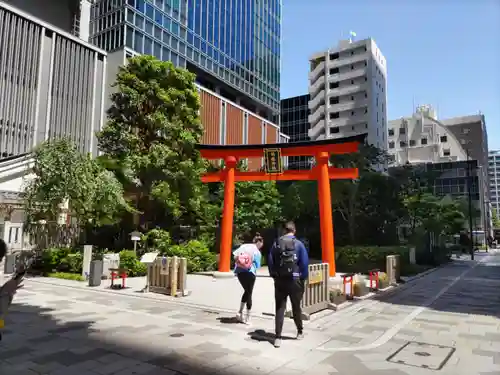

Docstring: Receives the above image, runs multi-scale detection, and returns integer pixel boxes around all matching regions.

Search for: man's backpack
[275,236,299,277]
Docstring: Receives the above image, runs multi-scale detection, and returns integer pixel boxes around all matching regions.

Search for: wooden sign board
[308,270,323,285]
[264,148,283,174]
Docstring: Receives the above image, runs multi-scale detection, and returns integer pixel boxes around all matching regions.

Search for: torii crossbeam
[197,134,365,277]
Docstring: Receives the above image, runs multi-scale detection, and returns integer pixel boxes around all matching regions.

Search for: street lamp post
[461,138,475,261]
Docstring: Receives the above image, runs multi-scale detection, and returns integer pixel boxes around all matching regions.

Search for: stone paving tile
[1,253,500,374]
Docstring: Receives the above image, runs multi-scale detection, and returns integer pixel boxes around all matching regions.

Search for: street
[1,252,500,375]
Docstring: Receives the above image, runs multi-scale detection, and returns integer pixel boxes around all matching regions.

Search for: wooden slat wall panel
[200,91,220,145]
[226,104,243,145]
[266,123,278,144]
[247,115,263,171]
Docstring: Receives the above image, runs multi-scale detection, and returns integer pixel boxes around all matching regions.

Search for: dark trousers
[274,278,304,338]
[237,272,256,310]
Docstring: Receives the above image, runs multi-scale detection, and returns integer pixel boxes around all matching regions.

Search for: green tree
[403,193,466,238]
[492,208,500,228]
[211,162,282,243]
[96,55,209,231]
[24,138,129,229]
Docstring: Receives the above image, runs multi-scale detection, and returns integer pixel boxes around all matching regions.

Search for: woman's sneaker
[243,310,251,325]
[274,338,282,348]
[235,312,244,323]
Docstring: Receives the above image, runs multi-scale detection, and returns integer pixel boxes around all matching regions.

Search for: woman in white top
[233,233,263,324]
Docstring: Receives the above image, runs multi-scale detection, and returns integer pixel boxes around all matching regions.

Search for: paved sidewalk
[1,252,500,374]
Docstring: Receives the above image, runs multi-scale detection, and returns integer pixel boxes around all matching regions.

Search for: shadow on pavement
[372,253,500,319]
[247,329,294,345]
[1,302,255,374]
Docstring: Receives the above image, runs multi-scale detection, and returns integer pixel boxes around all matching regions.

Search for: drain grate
[387,341,455,370]
[169,333,184,338]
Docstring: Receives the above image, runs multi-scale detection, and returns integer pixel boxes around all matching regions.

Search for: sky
[280,0,500,148]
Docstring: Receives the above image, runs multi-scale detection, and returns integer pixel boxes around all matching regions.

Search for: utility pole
[466,149,475,260]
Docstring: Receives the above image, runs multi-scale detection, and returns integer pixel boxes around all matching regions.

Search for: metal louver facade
[0,1,107,158]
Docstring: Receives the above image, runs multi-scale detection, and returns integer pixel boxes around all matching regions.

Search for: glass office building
[280,94,312,169]
[90,0,281,121]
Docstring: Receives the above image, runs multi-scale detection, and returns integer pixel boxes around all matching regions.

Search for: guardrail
[286,263,330,320]
[147,256,190,297]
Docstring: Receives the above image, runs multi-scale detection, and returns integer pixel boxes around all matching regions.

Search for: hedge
[335,246,411,274]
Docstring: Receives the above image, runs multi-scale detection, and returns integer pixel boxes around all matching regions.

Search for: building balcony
[328,53,369,69]
[309,61,325,84]
[328,99,368,114]
[328,68,367,83]
[328,115,368,128]
[308,119,326,139]
[309,76,325,97]
[308,90,325,112]
[327,83,367,98]
[308,105,325,126]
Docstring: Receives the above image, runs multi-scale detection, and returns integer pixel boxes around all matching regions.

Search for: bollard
[342,273,355,300]
[169,256,179,297]
[386,255,400,285]
[368,269,380,291]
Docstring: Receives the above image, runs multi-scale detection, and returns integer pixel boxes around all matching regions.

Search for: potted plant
[329,288,347,305]
[378,272,390,289]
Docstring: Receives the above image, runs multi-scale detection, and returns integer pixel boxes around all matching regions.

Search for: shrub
[40,247,74,272]
[335,246,411,274]
[45,272,85,281]
[160,240,217,273]
[119,250,147,277]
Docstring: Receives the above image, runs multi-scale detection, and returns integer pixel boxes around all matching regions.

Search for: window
[330,127,340,134]
[421,137,428,145]
[350,96,354,100]
[389,141,395,149]
[399,128,406,135]
[409,140,416,146]
[329,97,339,105]
[443,149,451,157]
[440,135,447,142]
[351,80,354,84]
[388,128,394,136]
[351,65,354,70]
[400,141,407,147]
[329,68,339,75]
[329,112,339,119]
[329,53,339,60]
[351,111,355,116]
[364,93,367,98]
[463,128,470,134]
[329,82,339,89]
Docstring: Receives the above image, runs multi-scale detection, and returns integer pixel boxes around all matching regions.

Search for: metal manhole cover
[169,333,184,338]
[387,342,455,370]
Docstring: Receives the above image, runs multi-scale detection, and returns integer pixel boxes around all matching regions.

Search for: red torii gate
[198,134,365,277]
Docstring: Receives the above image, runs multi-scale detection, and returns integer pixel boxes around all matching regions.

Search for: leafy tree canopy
[24,138,130,228]
[96,55,208,230]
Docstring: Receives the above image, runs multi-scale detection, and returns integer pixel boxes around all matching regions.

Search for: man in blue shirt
[268,221,309,348]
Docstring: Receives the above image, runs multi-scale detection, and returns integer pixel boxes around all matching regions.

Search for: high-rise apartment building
[488,150,500,213]
[307,38,387,150]
[280,94,311,169]
[90,0,281,122]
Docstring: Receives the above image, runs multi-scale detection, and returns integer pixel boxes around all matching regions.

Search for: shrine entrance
[197,134,364,277]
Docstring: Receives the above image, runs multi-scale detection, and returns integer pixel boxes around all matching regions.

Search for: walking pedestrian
[0,239,24,340]
[268,221,309,348]
[233,233,263,324]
